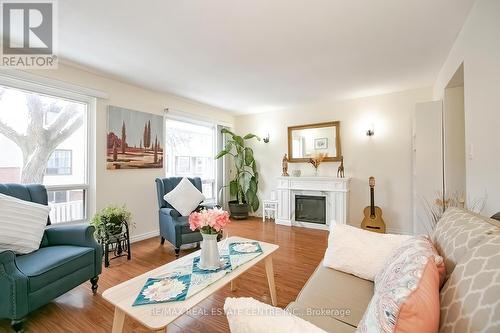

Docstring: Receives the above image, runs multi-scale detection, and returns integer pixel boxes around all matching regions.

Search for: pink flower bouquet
[188,208,231,234]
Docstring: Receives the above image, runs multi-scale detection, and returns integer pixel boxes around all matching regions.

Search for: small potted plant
[91,205,132,242]
[189,208,230,270]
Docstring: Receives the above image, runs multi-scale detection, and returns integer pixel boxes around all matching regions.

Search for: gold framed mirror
[287,121,341,162]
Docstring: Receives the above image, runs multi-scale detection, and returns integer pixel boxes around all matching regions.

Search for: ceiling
[58,0,476,114]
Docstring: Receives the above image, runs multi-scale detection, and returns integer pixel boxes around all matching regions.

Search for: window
[165,118,216,200]
[175,156,191,174]
[0,83,90,223]
[195,157,207,174]
[48,190,68,203]
[46,149,72,175]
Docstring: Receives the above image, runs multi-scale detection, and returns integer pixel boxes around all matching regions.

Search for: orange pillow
[357,236,444,333]
[394,259,440,333]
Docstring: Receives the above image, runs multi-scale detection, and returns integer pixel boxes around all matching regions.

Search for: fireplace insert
[295,195,326,224]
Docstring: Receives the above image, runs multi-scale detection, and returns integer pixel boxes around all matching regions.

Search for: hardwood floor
[0,218,328,333]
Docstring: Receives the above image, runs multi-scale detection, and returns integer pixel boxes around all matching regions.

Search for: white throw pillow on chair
[163,177,205,216]
[0,193,50,254]
[323,223,411,281]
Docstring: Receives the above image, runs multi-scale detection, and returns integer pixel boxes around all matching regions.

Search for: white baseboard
[275,219,292,226]
[386,227,411,235]
[291,221,329,230]
[130,229,159,243]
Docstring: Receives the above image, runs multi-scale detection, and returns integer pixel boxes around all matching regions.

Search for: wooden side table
[262,200,278,222]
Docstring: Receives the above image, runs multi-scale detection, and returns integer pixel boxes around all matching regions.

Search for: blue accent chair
[155,177,210,257]
[0,184,103,332]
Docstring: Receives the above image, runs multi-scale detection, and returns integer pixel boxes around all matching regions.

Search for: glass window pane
[46,149,72,175]
[48,189,85,223]
[0,85,86,185]
[0,84,88,225]
[166,119,215,200]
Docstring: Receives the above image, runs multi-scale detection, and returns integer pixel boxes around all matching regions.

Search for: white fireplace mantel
[275,176,351,230]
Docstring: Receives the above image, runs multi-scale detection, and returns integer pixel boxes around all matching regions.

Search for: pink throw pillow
[357,236,444,333]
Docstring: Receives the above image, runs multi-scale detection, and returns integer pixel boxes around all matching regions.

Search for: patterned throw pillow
[357,236,444,333]
[432,208,498,280]
[439,235,500,333]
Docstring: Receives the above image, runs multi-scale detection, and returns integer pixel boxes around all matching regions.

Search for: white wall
[443,86,466,198]
[413,101,444,235]
[235,88,432,234]
[24,63,235,240]
[433,0,500,216]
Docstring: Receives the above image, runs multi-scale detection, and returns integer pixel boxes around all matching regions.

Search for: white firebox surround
[275,176,351,230]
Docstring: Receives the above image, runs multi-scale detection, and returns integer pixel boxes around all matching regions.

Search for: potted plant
[91,205,132,241]
[215,129,261,219]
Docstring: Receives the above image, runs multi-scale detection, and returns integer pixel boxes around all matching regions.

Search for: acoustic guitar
[361,177,386,233]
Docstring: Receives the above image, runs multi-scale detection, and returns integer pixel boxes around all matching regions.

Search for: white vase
[199,233,220,270]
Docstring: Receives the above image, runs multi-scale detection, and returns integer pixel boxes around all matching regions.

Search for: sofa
[285,208,500,332]
[0,184,103,332]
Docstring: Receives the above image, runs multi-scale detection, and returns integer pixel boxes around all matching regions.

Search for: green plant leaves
[240,172,252,193]
[243,133,261,141]
[249,176,257,194]
[235,154,244,169]
[251,160,257,173]
[246,176,259,212]
[221,128,236,137]
[90,205,132,241]
[229,180,239,197]
[225,141,234,151]
[215,149,228,159]
[250,195,259,211]
[233,135,244,146]
[244,147,254,166]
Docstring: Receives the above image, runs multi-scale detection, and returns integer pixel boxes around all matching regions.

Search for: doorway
[443,63,466,205]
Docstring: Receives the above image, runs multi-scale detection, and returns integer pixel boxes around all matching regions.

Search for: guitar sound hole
[366,226,381,230]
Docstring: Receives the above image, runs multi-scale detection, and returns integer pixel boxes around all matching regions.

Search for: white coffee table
[102,236,279,332]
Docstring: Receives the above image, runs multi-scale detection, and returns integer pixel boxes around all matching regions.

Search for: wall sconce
[366,124,375,137]
[263,133,270,143]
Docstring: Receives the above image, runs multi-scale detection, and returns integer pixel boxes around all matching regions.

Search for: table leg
[154,324,170,332]
[230,279,237,291]
[264,255,278,306]
[111,307,126,333]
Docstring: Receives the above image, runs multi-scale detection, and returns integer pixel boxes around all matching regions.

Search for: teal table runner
[133,241,263,306]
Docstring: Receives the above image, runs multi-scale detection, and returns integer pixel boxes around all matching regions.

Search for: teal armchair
[155,177,220,257]
[155,177,204,257]
[0,184,103,333]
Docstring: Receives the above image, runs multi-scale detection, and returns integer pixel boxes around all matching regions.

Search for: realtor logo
[1,0,57,68]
